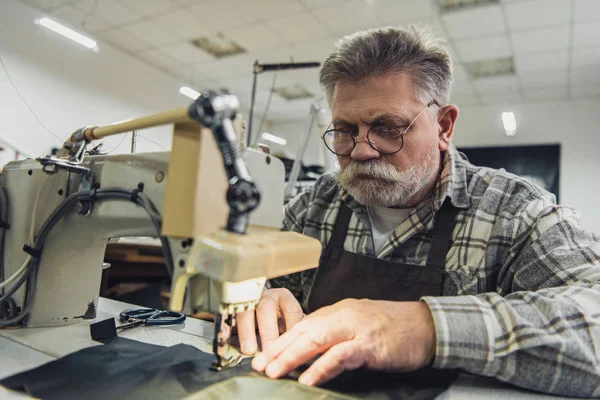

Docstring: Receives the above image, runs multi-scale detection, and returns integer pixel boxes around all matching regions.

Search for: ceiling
[18,0,600,120]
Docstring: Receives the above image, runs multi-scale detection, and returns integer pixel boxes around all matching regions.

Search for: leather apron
[307,200,459,312]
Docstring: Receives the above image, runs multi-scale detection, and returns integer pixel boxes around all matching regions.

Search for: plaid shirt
[269,144,600,397]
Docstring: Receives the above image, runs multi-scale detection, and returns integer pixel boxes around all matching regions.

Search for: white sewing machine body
[0,147,285,327]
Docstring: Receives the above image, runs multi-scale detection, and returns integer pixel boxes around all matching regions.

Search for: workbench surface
[0,298,581,400]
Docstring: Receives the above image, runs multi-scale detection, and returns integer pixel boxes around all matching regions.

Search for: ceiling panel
[21,0,71,11]
[118,0,181,17]
[50,4,111,32]
[299,0,350,9]
[479,90,523,105]
[571,85,600,97]
[522,85,568,101]
[71,0,142,27]
[136,48,181,70]
[151,10,216,40]
[504,0,572,31]
[96,28,153,53]
[573,20,600,48]
[167,64,213,85]
[454,34,512,62]
[511,25,570,53]
[520,68,568,88]
[267,12,331,44]
[227,24,287,52]
[449,93,481,106]
[514,50,569,72]
[312,0,380,34]
[571,46,600,68]
[442,5,506,40]
[573,0,600,22]
[292,36,337,62]
[123,20,179,47]
[158,42,214,65]
[472,76,519,93]
[194,53,257,79]
[571,66,600,86]
[372,0,436,26]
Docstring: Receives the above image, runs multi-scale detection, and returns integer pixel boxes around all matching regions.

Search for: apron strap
[425,200,460,270]
[328,203,353,249]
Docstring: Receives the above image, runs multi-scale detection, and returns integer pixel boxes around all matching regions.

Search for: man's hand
[251,299,436,386]
[237,288,305,355]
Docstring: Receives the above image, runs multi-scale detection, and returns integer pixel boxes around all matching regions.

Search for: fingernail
[252,354,266,371]
[241,339,256,355]
[265,361,281,378]
[298,374,314,386]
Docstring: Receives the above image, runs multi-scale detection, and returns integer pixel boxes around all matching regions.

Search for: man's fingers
[235,309,257,355]
[256,295,280,351]
[262,326,349,379]
[298,341,365,386]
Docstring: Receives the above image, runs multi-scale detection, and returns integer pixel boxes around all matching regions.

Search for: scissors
[118,308,186,330]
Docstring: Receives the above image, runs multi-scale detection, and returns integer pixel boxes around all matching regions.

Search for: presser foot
[211,311,243,371]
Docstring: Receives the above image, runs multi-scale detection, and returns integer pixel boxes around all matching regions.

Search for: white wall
[268,98,600,234]
[0,0,190,167]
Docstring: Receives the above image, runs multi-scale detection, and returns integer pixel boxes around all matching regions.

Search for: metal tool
[118,308,186,330]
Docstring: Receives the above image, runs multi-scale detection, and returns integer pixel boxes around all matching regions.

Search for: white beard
[335,141,440,207]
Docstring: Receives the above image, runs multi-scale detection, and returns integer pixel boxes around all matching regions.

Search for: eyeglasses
[321,100,439,156]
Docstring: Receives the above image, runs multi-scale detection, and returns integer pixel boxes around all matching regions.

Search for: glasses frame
[321,100,439,156]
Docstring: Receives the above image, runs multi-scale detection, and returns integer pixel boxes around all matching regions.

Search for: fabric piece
[269,144,600,397]
[1,337,456,400]
[367,205,414,253]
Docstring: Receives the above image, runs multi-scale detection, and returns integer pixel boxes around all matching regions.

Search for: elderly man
[237,25,600,397]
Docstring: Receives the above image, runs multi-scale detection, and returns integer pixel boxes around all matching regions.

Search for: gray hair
[319,25,453,113]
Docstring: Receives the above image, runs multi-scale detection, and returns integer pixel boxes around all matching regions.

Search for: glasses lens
[368,126,404,154]
[324,130,354,155]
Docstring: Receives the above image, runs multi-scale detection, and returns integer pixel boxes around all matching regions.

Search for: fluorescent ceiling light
[37,17,97,50]
[179,86,200,100]
[261,132,287,146]
[502,111,516,136]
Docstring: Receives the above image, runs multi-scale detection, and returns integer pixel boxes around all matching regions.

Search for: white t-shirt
[367,205,414,253]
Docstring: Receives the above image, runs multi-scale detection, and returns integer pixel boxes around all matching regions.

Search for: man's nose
[350,136,380,161]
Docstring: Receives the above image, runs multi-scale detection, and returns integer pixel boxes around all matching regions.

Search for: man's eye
[371,126,402,136]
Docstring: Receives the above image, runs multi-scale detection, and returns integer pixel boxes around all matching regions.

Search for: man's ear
[437,105,459,151]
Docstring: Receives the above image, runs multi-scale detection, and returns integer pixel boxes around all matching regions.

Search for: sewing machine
[0,92,321,370]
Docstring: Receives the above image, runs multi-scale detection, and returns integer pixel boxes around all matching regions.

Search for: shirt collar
[338,143,471,212]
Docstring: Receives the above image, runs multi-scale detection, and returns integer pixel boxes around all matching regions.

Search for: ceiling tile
[511,25,570,53]
[442,5,506,40]
[299,0,350,9]
[571,46,600,68]
[472,75,519,92]
[571,84,600,97]
[267,12,330,44]
[96,28,153,53]
[312,0,380,34]
[514,50,568,72]
[449,93,480,106]
[479,90,522,105]
[520,68,568,88]
[503,0,571,31]
[136,48,181,70]
[574,0,600,21]
[454,35,512,62]
[253,46,296,63]
[119,0,181,17]
[452,65,472,87]
[159,42,214,64]
[151,10,215,40]
[50,4,111,32]
[227,24,287,52]
[166,64,213,85]
[123,20,179,46]
[20,0,71,10]
[195,53,257,79]
[522,85,568,101]
[573,21,600,48]
[451,80,476,95]
[71,0,142,27]
[571,66,600,86]
[373,0,436,26]
[292,36,337,62]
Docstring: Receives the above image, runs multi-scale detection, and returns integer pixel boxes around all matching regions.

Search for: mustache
[340,160,405,181]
